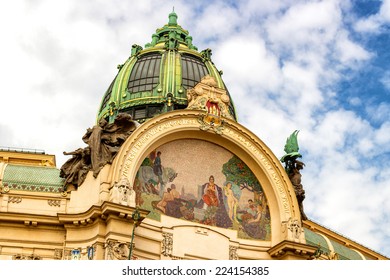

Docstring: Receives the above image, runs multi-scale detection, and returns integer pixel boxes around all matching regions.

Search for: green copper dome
[97,11,237,123]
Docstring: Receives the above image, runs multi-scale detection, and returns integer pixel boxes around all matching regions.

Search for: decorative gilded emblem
[186,75,234,134]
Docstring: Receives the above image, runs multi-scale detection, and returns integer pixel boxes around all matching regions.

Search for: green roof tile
[304,228,331,255]
[3,164,64,193]
[330,239,363,260]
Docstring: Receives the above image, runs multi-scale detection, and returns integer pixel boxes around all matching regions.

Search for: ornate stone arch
[109,110,302,246]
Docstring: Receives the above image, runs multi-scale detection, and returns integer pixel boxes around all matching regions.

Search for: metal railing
[0,146,45,154]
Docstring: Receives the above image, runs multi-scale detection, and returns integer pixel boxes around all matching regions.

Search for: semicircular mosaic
[133,139,271,240]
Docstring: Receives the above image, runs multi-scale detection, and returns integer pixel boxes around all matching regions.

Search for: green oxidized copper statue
[281,130,307,220]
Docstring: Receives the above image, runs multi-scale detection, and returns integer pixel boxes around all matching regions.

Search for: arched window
[127,53,162,93]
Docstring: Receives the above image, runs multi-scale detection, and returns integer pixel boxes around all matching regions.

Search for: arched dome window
[181,54,208,90]
[100,74,117,112]
[127,53,162,93]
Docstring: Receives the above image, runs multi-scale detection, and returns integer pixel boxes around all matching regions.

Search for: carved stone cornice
[268,240,317,260]
[0,211,60,227]
[57,201,149,226]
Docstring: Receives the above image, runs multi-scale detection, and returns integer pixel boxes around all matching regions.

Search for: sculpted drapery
[60,113,138,189]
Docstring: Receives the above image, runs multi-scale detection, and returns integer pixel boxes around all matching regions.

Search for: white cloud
[380,70,390,90]
[354,0,390,33]
[213,34,282,93]
[366,102,390,123]
[280,62,323,110]
[354,16,382,33]
[193,2,241,40]
[265,0,341,50]
[375,121,390,145]
[381,0,390,20]
[348,96,362,106]
[334,30,372,65]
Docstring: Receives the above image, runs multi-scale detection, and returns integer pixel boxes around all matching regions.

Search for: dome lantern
[168,9,178,26]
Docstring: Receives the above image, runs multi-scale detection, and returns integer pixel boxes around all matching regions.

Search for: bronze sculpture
[60,113,138,189]
[281,130,308,220]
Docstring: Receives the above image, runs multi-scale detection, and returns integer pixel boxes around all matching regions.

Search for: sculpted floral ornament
[198,114,225,134]
[1,185,10,193]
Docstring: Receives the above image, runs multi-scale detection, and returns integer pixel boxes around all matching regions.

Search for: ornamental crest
[186,76,234,134]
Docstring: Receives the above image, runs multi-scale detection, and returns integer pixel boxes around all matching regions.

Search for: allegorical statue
[60,113,138,189]
[60,147,91,188]
[280,130,308,220]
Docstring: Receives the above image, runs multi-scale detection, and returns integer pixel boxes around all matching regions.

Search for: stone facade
[0,110,387,260]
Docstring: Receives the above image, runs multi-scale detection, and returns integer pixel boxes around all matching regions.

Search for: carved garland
[8,196,22,203]
[48,199,61,207]
[13,254,41,260]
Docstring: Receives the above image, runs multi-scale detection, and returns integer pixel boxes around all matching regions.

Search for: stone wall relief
[12,254,41,260]
[54,249,63,260]
[8,196,22,203]
[229,245,239,260]
[161,232,173,257]
[105,239,130,260]
[47,199,61,207]
[109,177,134,206]
[281,217,305,243]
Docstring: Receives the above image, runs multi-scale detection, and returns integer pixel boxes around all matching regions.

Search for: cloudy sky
[1,0,389,257]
